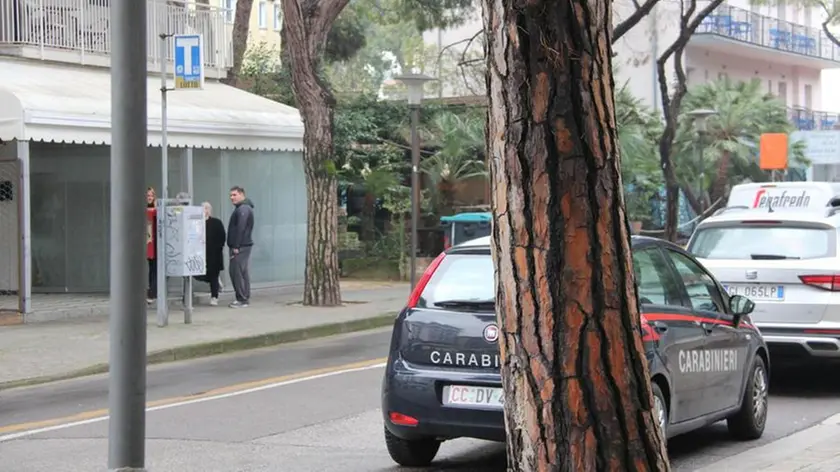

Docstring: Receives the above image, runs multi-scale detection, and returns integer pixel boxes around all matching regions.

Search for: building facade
[217,0,283,51]
[423,0,840,132]
[0,0,306,316]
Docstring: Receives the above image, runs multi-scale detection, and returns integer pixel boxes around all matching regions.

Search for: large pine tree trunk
[483,0,670,470]
[281,0,349,306]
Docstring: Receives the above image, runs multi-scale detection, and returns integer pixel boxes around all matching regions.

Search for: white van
[686,182,840,364]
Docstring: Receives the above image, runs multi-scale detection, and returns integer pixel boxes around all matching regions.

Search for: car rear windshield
[689,224,836,260]
[417,253,495,309]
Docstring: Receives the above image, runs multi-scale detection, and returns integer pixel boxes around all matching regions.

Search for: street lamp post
[394,72,435,291]
[687,108,718,212]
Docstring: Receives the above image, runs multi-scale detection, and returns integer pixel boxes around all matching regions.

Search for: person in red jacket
[146,187,157,304]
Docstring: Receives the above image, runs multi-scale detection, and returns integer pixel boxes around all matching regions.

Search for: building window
[718,71,728,81]
[274,4,282,30]
[225,0,235,23]
[259,1,267,29]
[778,81,787,105]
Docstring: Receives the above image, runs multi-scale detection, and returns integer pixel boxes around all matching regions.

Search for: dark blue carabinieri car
[381,235,771,467]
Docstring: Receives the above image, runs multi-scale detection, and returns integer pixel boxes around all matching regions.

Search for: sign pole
[157,33,171,327]
[109,0,147,467]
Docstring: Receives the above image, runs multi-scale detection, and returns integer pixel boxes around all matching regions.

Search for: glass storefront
[30,142,305,292]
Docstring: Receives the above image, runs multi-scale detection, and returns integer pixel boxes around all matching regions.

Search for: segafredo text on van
[727,182,840,212]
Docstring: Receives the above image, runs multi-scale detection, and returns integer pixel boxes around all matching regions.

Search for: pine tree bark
[483,0,670,470]
[281,0,349,306]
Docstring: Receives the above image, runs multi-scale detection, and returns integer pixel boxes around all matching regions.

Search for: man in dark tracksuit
[227,186,255,308]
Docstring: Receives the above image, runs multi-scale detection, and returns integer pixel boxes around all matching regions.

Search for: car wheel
[651,382,668,438]
[384,425,441,467]
[727,355,769,440]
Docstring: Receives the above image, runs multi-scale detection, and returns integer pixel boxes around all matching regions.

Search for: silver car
[687,182,840,363]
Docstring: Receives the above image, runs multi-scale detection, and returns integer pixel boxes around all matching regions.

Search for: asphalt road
[1,329,840,471]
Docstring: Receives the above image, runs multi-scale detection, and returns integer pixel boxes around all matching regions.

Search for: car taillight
[389,412,419,426]
[799,274,840,291]
[406,252,447,308]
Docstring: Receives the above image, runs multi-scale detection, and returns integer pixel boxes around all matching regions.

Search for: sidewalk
[0,281,409,388]
[694,413,840,471]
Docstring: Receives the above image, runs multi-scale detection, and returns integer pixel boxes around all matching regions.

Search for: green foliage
[413,109,488,216]
[326,6,368,63]
[675,77,808,197]
[356,0,475,32]
[615,84,664,222]
[333,93,410,183]
[239,42,292,104]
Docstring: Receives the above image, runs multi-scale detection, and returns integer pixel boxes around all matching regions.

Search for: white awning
[0,59,304,151]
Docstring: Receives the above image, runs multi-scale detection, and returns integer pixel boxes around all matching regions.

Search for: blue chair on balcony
[796,116,815,130]
[701,14,733,35]
[821,118,836,130]
[792,33,816,54]
[770,28,792,50]
[700,15,717,33]
[806,36,817,54]
[730,21,751,40]
[716,15,733,35]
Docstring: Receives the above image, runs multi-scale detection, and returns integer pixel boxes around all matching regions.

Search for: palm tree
[417,110,488,216]
[675,78,806,214]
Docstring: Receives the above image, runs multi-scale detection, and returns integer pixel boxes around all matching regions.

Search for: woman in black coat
[199,201,227,305]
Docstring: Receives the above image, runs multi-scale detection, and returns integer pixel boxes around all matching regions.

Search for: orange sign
[759,133,788,170]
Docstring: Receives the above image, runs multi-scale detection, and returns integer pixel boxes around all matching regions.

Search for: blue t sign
[173,34,204,90]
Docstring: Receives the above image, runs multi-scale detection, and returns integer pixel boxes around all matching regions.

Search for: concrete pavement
[695,413,840,471]
[0,281,409,388]
[4,329,840,471]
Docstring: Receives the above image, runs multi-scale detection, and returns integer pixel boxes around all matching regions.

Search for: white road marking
[0,362,386,443]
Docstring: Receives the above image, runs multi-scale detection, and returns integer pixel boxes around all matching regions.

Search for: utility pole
[157,32,172,327]
[409,104,420,290]
[108,0,148,468]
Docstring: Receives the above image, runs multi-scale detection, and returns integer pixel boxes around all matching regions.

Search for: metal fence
[788,107,840,131]
[0,159,22,314]
[696,4,840,64]
[0,0,233,74]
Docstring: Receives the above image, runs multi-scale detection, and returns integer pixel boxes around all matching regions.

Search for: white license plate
[443,385,504,408]
[723,284,785,301]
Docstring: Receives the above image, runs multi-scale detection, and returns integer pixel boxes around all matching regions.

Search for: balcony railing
[788,107,840,131]
[0,0,233,75]
[696,4,840,64]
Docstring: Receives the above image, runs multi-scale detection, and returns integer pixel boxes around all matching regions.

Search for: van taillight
[799,274,840,291]
[406,252,447,308]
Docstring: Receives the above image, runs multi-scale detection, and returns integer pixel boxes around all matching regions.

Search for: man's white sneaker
[210,297,219,306]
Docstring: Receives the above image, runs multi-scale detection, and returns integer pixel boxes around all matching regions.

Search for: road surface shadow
[768,360,840,397]
[377,441,507,471]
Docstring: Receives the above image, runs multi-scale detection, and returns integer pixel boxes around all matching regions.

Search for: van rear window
[689,224,835,260]
[418,254,495,308]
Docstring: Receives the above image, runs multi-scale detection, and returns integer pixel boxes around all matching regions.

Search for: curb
[0,313,397,391]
